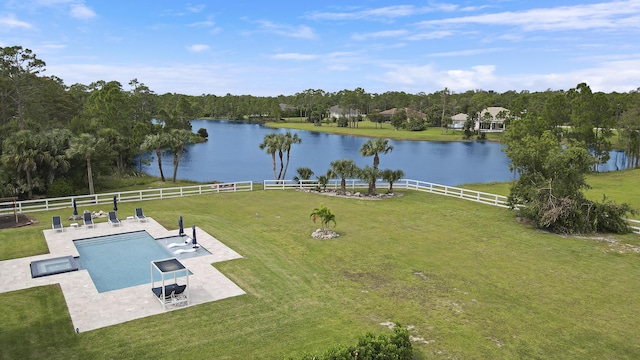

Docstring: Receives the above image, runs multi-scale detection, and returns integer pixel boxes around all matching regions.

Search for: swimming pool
[74,231,209,293]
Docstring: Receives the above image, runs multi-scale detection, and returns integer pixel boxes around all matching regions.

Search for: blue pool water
[74,231,208,293]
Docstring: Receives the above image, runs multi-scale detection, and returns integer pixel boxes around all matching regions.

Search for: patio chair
[152,286,175,303]
[52,216,64,232]
[172,284,188,306]
[135,208,148,222]
[108,211,121,227]
[83,212,95,228]
[173,284,186,296]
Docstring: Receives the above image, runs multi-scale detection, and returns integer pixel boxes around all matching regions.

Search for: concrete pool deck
[0,217,245,332]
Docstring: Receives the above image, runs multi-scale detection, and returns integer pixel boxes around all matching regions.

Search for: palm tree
[293,167,314,183]
[309,204,336,234]
[359,138,394,169]
[259,133,280,180]
[167,129,193,182]
[381,169,405,193]
[140,133,170,182]
[358,165,381,196]
[316,174,329,191]
[41,129,72,185]
[328,159,358,194]
[280,131,302,180]
[1,130,39,198]
[67,133,102,195]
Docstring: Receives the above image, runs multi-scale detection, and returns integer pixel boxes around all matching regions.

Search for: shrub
[46,178,74,198]
[197,128,209,139]
[292,324,413,360]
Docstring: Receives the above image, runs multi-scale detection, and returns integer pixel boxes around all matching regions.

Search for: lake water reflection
[138,120,623,186]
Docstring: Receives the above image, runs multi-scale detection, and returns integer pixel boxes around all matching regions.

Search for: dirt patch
[575,234,640,254]
[0,214,36,229]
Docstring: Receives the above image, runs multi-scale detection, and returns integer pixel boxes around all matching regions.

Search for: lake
[138,120,626,186]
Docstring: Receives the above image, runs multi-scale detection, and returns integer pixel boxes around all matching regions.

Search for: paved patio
[0,217,245,332]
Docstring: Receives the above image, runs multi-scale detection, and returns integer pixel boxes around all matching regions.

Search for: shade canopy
[150,258,190,310]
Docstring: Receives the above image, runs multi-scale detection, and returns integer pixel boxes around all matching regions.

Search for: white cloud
[327,64,349,71]
[0,14,32,29]
[510,58,640,92]
[407,30,455,40]
[381,64,498,92]
[305,5,456,21]
[187,44,210,52]
[187,5,206,13]
[187,20,215,28]
[418,0,640,32]
[255,20,316,39]
[351,30,408,41]
[429,48,505,57]
[70,4,96,20]
[271,53,318,60]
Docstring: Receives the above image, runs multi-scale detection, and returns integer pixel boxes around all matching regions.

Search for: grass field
[267,119,504,142]
[463,168,640,215]
[1,174,640,359]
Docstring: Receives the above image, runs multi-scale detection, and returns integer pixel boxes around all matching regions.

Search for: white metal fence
[0,181,253,216]
[264,178,640,233]
[625,218,640,235]
[2,178,637,234]
[264,178,509,208]
[263,179,379,191]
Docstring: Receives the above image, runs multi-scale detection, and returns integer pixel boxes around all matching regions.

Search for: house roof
[279,103,296,111]
[480,106,510,119]
[451,107,511,122]
[379,108,426,118]
[329,105,360,116]
[451,113,468,121]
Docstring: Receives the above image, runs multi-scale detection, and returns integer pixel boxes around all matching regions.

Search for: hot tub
[30,256,80,278]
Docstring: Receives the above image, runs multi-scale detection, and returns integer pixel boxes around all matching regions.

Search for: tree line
[1,45,639,200]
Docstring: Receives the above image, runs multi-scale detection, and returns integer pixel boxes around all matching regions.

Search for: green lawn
[1,183,640,359]
[266,119,504,142]
[463,168,640,214]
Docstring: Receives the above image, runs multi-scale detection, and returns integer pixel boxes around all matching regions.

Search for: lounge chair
[151,283,188,308]
[173,284,186,296]
[108,211,121,227]
[152,286,175,302]
[52,216,64,232]
[83,212,95,228]
[135,208,148,222]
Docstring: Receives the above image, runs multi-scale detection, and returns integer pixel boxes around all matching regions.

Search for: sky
[1,0,640,96]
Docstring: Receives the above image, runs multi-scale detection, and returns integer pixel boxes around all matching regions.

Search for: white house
[476,107,510,132]
[450,113,468,129]
[329,105,360,119]
[449,107,511,132]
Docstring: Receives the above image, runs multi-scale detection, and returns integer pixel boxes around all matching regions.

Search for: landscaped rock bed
[296,188,403,200]
[311,229,339,240]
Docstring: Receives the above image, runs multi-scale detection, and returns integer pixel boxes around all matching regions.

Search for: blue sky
[2,0,640,96]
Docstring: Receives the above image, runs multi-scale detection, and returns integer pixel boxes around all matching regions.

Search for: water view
[138,120,627,186]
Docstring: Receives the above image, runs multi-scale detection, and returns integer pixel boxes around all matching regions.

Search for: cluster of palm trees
[287,138,404,196]
[139,129,196,183]
[259,131,302,181]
